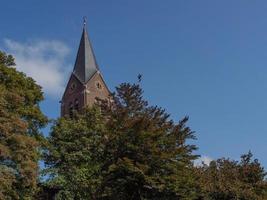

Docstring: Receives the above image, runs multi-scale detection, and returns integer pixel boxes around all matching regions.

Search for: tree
[44,82,199,199]
[196,152,267,200]
[0,51,15,67]
[98,83,199,199]
[43,107,106,200]
[0,51,47,199]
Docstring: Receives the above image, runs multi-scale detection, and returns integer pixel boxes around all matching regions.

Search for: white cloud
[194,155,213,167]
[4,39,72,98]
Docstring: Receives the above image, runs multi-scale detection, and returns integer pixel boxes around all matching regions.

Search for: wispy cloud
[4,39,72,98]
[194,155,213,167]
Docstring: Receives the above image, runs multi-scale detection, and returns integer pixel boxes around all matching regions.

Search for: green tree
[45,82,199,199]
[0,51,47,199]
[0,51,15,67]
[44,107,106,200]
[197,152,267,200]
[98,83,199,200]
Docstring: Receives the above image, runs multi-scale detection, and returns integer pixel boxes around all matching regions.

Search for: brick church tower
[60,23,110,117]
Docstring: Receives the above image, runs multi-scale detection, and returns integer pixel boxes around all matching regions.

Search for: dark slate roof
[73,27,99,84]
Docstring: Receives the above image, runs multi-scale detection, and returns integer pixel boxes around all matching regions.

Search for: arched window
[74,99,79,111]
[95,81,103,90]
[69,102,73,118]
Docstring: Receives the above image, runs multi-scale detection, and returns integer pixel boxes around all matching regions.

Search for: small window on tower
[69,102,73,118]
[74,99,79,111]
[70,83,77,92]
[95,81,102,90]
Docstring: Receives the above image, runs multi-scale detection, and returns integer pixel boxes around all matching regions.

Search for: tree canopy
[197,152,267,200]
[44,82,199,199]
[0,51,47,199]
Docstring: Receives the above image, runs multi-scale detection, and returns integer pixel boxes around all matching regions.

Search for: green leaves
[45,82,199,199]
[0,51,47,199]
[44,107,105,199]
[197,152,267,200]
[0,51,15,67]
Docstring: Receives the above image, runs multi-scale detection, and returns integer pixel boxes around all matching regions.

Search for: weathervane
[83,16,87,27]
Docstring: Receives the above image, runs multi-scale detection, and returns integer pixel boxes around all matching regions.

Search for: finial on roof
[83,16,87,28]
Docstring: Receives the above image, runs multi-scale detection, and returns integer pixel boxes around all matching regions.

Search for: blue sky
[1,0,267,166]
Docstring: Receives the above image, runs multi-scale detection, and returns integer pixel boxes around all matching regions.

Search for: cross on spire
[83,16,87,27]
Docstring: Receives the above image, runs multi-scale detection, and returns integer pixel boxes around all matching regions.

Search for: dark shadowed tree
[98,83,199,200]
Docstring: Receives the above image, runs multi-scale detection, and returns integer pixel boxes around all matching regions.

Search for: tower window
[69,102,73,118]
[70,83,77,93]
[74,99,79,111]
[95,81,102,90]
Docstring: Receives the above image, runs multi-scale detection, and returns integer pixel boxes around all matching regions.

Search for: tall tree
[98,83,199,199]
[0,51,47,199]
[45,82,199,199]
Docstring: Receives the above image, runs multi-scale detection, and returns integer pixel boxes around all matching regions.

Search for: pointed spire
[73,19,99,83]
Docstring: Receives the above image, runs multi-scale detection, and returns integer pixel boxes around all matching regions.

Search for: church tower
[60,22,110,117]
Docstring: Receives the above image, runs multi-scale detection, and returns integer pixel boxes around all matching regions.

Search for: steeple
[61,20,110,117]
[73,21,99,84]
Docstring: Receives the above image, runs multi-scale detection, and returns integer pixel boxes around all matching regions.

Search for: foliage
[196,152,267,200]
[0,51,15,67]
[44,107,106,200]
[98,83,199,199]
[0,51,47,199]
[44,82,199,199]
